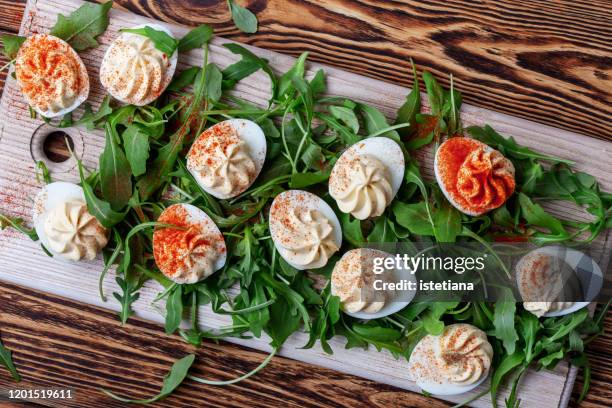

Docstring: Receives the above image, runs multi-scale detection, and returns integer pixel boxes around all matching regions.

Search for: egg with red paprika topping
[15,34,89,118]
[434,137,515,216]
[153,203,226,284]
[186,119,267,199]
[100,24,178,106]
[269,190,342,270]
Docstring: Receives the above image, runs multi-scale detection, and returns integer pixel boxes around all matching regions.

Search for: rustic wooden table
[0,1,610,407]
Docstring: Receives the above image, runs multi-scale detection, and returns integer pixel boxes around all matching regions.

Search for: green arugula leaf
[358,104,400,142]
[178,24,213,52]
[493,288,519,355]
[77,159,127,228]
[289,171,329,188]
[203,63,223,102]
[278,52,308,100]
[0,335,20,382]
[121,26,178,56]
[432,199,461,243]
[340,213,365,246]
[1,34,26,60]
[422,71,444,115]
[0,214,38,240]
[228,0,258,33]
[518,193,568,238]
[490,352,525,408]
[167,67,199,92]
[395,59,420,138]
[36,161,52,185]
[223,43,277,100]
[71,96,113,130]
[165,285,184,334]
[100,122,133,210]
[102,354,195,403]
[122,124,150,177]
[50,1,113,51]
[392,201,434,236]
[329,105,359,134]
[113,275,140,324]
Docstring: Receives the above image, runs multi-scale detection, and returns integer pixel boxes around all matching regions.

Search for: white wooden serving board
[0,0,610,406]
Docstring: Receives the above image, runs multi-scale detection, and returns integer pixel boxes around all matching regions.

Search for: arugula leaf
[77,159,127,228]
[203,63,223,102]
[165,285,184,334]
[518,193,568,239]
[490,352,525,408]
[122,125,150,177]
[0,214,38,240]
[113,276,140,324]
[392,201,434,236]
[289,171,329,188]
[1,34,25,60]
[223,43,277,100]
[422,71,444,115]
[100,123,133,210]
[178,24,213,52]
[102,354,195,403]
[493,288,518,355]
[395,59,420,138]
[358,104,400,142]
[50,1,113,51]
[72,96,113,130]
[121,26,178,56]
[340,213,365,246]
[168,67,199,92]
[228,0,258,33]
[467,125,573,165]
[0,335,20,382]
[329,105,359,134]
[432,199,461,243]
[278,52,308,100]
[36,161,52,185]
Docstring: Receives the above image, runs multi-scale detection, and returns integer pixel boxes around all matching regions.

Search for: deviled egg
[15,34,89,118]
[408,324,493,396]
[516,246,600,317]
[331,248,415,319]
[186,119,267,199]
[434,137,515,216]
[100,24,178,106]
[33,182,108,261]
[329,137,405,220]
[153,203,226,284]
[269,190,342,270]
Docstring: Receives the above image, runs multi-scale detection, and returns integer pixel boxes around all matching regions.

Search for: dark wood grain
[0,281,452,408]
[0,1,611,407]
[103,0,612,141]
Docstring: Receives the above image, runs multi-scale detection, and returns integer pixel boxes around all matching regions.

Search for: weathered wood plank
[0,281,452,408]
[101,0,612,141]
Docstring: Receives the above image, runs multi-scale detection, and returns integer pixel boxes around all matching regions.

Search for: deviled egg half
[435,137,515,216]
[186,119,267,199]
[269,190,342,270]
[33,182,108,261]
[408,324,493,396]
[100,24,178,106]
[153,204,227,284]
[15,34,89,118]
[329,137,405,220]
[516,246,601,317]
[331,248,415,319]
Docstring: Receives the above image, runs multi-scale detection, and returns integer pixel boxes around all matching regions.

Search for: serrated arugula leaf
[1,34,26,60]
[168,67,199,92]
[0,214,38,240]
[50,1,113,51]
[165,285,183,334]
[223,43,276,100]
[493,288,518,355]
[113,276,140,324]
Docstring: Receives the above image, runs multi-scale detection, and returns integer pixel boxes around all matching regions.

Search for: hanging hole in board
[30,124,85,173]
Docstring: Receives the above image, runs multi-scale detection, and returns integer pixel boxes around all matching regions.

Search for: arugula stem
[153,283,178,303]
[366,123,409,138]
[461,228,511,279]
[99,230,123,302]
[0,59,15,73]
[188,347,277,385]
[292,112,310,173]
[280,109,295,170]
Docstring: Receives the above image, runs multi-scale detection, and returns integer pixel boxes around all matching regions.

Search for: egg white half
[333,136,405,197]
[269,190,342,270]
[516,246,600,317]
[32,182,87,259]
[187,119,267,199]
[101,23,178,106]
